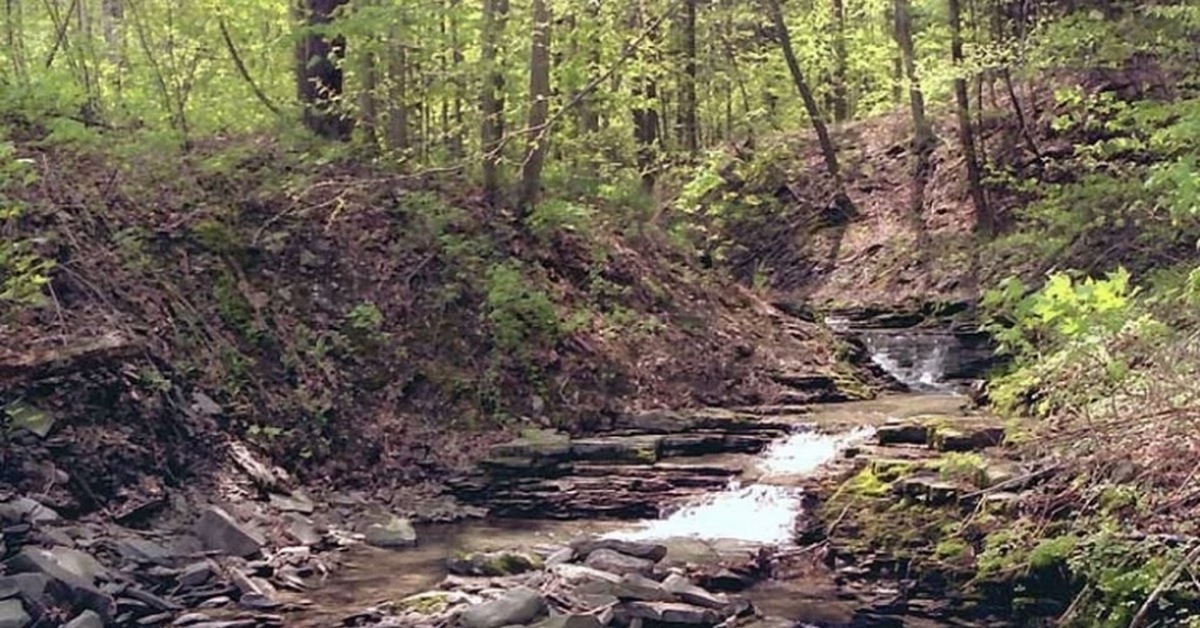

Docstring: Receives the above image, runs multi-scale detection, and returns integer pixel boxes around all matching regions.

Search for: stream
[285,329,977,627]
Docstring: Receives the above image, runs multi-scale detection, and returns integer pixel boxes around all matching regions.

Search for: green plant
[484,262,562,359]
[0,141,53,309]
[525,199,596,238]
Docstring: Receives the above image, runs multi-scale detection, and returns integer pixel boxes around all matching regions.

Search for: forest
[1,0,1200,626]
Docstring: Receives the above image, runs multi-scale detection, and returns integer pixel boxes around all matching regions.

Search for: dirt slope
[0,133,871,516]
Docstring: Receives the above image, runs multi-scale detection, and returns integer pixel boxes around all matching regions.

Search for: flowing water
[602,427,875,545]
[287,331,975,625]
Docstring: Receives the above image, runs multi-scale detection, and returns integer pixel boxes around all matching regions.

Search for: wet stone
[932,426,1005,452]
[363,516,417,549]
[460,587,546,628]
[447,551,542,577]
[571,539,667,562]
[876,423,929,446]
[583,549,655,577]
[662,574,728,609]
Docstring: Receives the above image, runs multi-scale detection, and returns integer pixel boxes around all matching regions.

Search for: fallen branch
[0,331,141,387]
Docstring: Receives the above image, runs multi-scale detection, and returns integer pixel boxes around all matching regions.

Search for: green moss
[842,467,894,498]
[935,537,971,560]
[395,591,453,614]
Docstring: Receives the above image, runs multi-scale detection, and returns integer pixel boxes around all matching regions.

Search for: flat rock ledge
[449,409,801,519]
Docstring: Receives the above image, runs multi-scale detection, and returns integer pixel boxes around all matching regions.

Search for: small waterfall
[860,331,956,393]
[603,427,873,544]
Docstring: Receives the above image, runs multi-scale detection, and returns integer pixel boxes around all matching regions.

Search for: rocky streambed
[0,391,1025,628]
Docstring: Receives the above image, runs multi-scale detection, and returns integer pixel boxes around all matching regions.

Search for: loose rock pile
[350,538,764,628]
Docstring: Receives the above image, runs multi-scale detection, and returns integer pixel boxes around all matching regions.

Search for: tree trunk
[518,0,552,213]
[480,0,509,206]
[295,0,352,141]
[830,0,849,121]
[764,0,841,180]
[359,49,379,148]
[678,0,699,155]
[449,0,465,158]
[631,2,660,194]
[385,31,409,152]
[949,0,992,235]
[892,0,931,151]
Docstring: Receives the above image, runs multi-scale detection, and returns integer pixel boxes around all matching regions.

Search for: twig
[1128,543,1200,628]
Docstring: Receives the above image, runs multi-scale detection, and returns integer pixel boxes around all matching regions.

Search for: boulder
[363,516,417,549]
[0,599,30,628]
[662,574,728,609]
[571,539,667,562]
[876,423,929,446]
[624,601,720,625]
[194,507,264,558]
[583,549,654,577]
[447,551,542,577]
[932,426,1005,452]
[549,564,623,586]
[607,574,673,602]
[459,587,545,628]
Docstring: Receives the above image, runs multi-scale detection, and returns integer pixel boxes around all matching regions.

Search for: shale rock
[194,507,264,558]
[459,586,546,628]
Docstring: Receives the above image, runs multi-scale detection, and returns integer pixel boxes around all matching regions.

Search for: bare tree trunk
[893,0,933,250]
[295,0,352,140]
[764,0,841,180]
[5,0,27,83]
[892,0,931,151]
[449,0,465,158]
[518,0,552,212]
[949,0,992,235]
[385,31,409,152]
[480,0,509,206]
[830,0,849,121]
[631,2,661,194]
[359,49,379,148]
[678,0,699,155]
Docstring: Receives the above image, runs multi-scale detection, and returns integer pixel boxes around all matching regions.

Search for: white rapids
[603,427,874,545]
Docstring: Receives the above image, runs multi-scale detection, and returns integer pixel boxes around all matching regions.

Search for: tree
[295,0,353,141]
[480,0,509,206]
[763,0,842,181]
[678,0,699,155]
[948,0,992,234]
[518,0,552,212]
[830,0,850,121]
[892,0,934,239]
